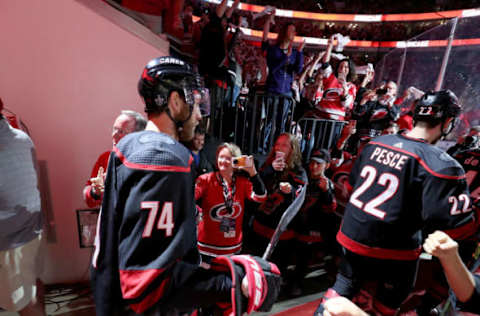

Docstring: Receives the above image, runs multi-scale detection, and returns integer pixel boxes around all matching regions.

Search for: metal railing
[214,87,346,162]
[297,118,346,162]
[231,88,296,155]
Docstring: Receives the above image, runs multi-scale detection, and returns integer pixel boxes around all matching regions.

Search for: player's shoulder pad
[114,131,192,171]
[369,133,394,144]
[419,143,464,178]
[373,134,465,178]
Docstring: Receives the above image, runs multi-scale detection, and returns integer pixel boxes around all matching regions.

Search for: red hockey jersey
[83,150,110,208]
[195,172,267,256]
[315,65,357,121]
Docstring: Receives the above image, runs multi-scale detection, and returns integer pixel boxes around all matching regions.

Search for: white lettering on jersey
[449,194,472,215]
[349,165,400,220]
[369,147,409,171]
[464,157,479,166]
[141,201,175,237]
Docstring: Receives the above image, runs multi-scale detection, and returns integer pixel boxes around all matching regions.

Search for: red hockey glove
[211,255,281,316]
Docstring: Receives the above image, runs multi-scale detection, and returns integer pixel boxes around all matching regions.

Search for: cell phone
[232,155,253,168]
[356,64,374,75]
[275,151,285,162]
[376,88,387,96]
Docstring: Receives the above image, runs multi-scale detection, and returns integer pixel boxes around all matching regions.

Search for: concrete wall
[0,0,168,283]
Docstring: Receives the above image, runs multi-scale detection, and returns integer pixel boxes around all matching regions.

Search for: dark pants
[298,118,346,162]
[260,93,295,154]
[331,247,418,309]
[292,239,340,289]
[93,265,232,316]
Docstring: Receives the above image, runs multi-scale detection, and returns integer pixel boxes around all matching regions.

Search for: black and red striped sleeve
[421,165,477,240]
[247,174,267,203]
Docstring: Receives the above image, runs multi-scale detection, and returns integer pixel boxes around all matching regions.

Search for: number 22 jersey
[338,133,477,261]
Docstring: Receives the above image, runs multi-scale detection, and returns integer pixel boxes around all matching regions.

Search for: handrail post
[435,17,458,91]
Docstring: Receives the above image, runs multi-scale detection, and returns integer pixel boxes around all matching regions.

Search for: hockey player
[315,90,477,315]
[91,56,281,316]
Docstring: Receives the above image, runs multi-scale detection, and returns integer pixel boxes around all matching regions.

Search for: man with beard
[91,56,281,316]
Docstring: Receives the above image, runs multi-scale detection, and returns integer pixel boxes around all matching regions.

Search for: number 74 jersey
[338,133,477,261]
[91,131,200,315]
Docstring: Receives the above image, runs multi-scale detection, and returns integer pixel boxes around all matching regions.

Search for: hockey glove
[211,255,281,315]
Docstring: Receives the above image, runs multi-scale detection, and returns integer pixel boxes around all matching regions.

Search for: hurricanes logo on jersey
[323,88,343,101]
[209,202,242,222]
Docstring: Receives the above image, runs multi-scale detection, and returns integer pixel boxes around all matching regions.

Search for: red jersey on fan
[195,172,266,257]
[315,65,357,121]
[330,151,355,215]
[397,113,413,131]
[83,150,110,208]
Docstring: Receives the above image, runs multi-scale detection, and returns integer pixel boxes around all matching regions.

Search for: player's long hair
[265,133,302,172]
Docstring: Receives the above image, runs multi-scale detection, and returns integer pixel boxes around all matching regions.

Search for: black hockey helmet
[413,90,461,137]
[138,56,210,116]
[413,90,461,122]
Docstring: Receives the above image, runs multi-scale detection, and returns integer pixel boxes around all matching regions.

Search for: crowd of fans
[2,1,479,316]
[245,0,480,14]
[186,1,448,42]
[177,2,463,94]
[179,1,480,312]
[85,1,480,314]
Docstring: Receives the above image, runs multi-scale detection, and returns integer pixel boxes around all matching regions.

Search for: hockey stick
[262,182,308,260]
